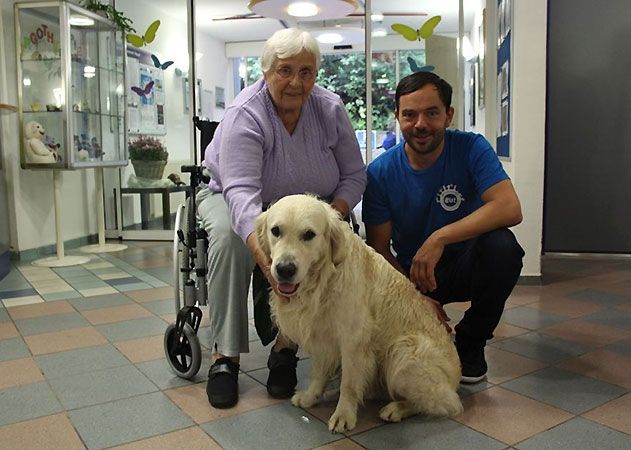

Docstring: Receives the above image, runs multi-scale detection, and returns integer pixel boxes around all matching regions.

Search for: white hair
[260,28,321,73]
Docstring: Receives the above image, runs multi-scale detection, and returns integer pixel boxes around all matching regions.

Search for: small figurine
[167,173,185,186]
[24,121,57,164]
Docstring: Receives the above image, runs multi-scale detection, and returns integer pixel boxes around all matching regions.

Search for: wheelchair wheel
[164,322,202,379]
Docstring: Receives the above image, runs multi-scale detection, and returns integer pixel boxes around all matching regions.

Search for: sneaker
[207,357,239,408]
[266,348,298,398]
[456,340,488,384]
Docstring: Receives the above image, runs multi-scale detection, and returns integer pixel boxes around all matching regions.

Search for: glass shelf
[15,1,127,170]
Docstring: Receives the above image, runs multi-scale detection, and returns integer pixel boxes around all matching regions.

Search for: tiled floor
[1,242,631,449]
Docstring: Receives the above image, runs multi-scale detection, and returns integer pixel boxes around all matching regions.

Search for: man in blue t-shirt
[363,72,524,383]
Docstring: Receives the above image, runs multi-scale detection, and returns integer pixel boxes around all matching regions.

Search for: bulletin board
[126,47,166,135]
[496,0,511,159]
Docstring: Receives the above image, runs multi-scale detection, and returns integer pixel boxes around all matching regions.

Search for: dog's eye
[271,226,280,237]
[302,230,316,241]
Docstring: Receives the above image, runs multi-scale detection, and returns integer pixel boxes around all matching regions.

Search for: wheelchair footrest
[175,305,203,334]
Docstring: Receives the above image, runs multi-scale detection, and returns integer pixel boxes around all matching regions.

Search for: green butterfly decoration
[126,20,160,48]
[391,15,441,41]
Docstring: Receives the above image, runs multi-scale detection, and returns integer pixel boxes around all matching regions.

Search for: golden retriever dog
[255,195,463,433]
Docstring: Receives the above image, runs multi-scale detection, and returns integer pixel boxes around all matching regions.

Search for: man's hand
[410,235,445,293]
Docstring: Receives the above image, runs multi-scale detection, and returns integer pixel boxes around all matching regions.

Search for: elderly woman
[197,28,366,408]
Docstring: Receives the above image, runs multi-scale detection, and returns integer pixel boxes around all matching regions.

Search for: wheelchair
[163,117,361,378]
[163,117,218,379]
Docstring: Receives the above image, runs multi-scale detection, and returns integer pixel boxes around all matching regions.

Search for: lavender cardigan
[205,79,367,242]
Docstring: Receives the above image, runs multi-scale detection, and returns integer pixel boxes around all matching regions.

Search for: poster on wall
[496,0,511,158]
[127,47,166,135]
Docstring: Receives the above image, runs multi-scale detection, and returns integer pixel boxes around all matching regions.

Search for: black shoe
[456,340,488,384]
[266,348,298,398]
[207,357,239,408]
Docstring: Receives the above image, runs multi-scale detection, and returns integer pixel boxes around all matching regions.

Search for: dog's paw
[328,407,357,433]
[379,401,407,422]
[291,390,319,408]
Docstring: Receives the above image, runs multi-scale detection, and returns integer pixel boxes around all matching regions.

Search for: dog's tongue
[278,283,298,296]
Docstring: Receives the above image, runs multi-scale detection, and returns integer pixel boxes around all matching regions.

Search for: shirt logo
[436,184,465,211]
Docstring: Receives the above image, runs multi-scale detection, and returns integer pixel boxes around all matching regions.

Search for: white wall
[489,0,546,278]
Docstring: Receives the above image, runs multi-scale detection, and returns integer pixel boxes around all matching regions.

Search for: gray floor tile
[142,299,174,315]
[568,288,631,306]
[35,343,130,379]
[96,316,168,342]
[582,308,631,331]
[136,357,211,390]
[200,402,339,450]
[502,367,626,414]
[0,337,32,362]
[48,364,158,409]
[516,417,631,450]
[106,276,143,286]
[68,292,133,311]
[501,306,567,330]
[41,290,82,301]
[53,267,92,278]
[0,382,63,427]
[0,307,9,322]
[490,331,590,363]
[605,338,631,357]
[68,391,193,449]
[116,282,153,292]
[14,312,90,336]
[352,416,506,450]
[141,267,175,285]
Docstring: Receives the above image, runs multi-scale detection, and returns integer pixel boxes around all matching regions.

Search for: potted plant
[128,135,168,180]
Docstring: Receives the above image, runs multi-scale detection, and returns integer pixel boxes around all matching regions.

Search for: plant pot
[131,159,167,179]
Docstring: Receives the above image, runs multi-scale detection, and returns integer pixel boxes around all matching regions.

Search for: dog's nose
[275,261,297,281]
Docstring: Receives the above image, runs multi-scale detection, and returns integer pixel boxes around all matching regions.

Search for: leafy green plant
[128,136,168,161]
[81,1,135,33]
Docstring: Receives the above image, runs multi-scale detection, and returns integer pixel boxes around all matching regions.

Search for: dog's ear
[254,210,271,258]
[328,208,348,266]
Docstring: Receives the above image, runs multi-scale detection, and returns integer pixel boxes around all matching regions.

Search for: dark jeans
[425,228,524,347]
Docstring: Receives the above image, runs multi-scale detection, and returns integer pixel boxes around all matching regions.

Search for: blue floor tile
[502,367,626,414]
[106,276,143,286]
[352,416,506,450]
[0,337,31,362]
[490,331,591,363]
[67,293,133,311]
[0,382,63,427]
[35,344,130,379]
[516,417,631,450]
[200,402,339,450]
[68,392,193,449]
[0,288,37,300]
[568,288,631,306]
[95,316,168,342]
[501,306,567,330]
[48,364,158,409]
[14,312,90,336]
[582,308,631,331]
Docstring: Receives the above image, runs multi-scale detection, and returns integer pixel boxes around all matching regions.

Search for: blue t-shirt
[362,129,508,272]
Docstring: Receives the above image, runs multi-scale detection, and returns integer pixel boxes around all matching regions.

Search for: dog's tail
[383,335,463,417]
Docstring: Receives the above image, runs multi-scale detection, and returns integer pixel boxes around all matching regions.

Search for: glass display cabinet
[15,1,127,169]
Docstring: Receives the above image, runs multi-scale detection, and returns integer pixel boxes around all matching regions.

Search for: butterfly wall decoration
[126,20,160,48]
[391,15,441,42]
[131,81,154,97]
[151,54,173,70]
[407,57,435,73]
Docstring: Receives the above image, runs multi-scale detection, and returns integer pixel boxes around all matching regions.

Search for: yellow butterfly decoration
[391,15,441,41]
[126,20,160,48]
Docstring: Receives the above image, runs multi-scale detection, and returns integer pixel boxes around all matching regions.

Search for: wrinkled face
[264,50,317,113]
[396,84,454,157]
[257,196,331,297]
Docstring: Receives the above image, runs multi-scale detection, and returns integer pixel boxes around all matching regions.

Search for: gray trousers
[196,188,255,357]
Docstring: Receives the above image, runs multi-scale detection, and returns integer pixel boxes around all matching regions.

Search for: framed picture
[477,9,486,109]
[215,86,225,109]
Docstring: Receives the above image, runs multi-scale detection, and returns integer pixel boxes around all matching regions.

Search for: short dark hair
[395,72,452,111]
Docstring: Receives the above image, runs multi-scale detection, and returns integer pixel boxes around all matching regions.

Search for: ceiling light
[69,15,94,27]
[371,13,384,22]
[316,32,344,44]
[372,28,387,37]
[248,0,358,21]
[287,1,319,17]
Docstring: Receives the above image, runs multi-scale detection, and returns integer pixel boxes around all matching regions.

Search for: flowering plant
[128,136,168,161]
